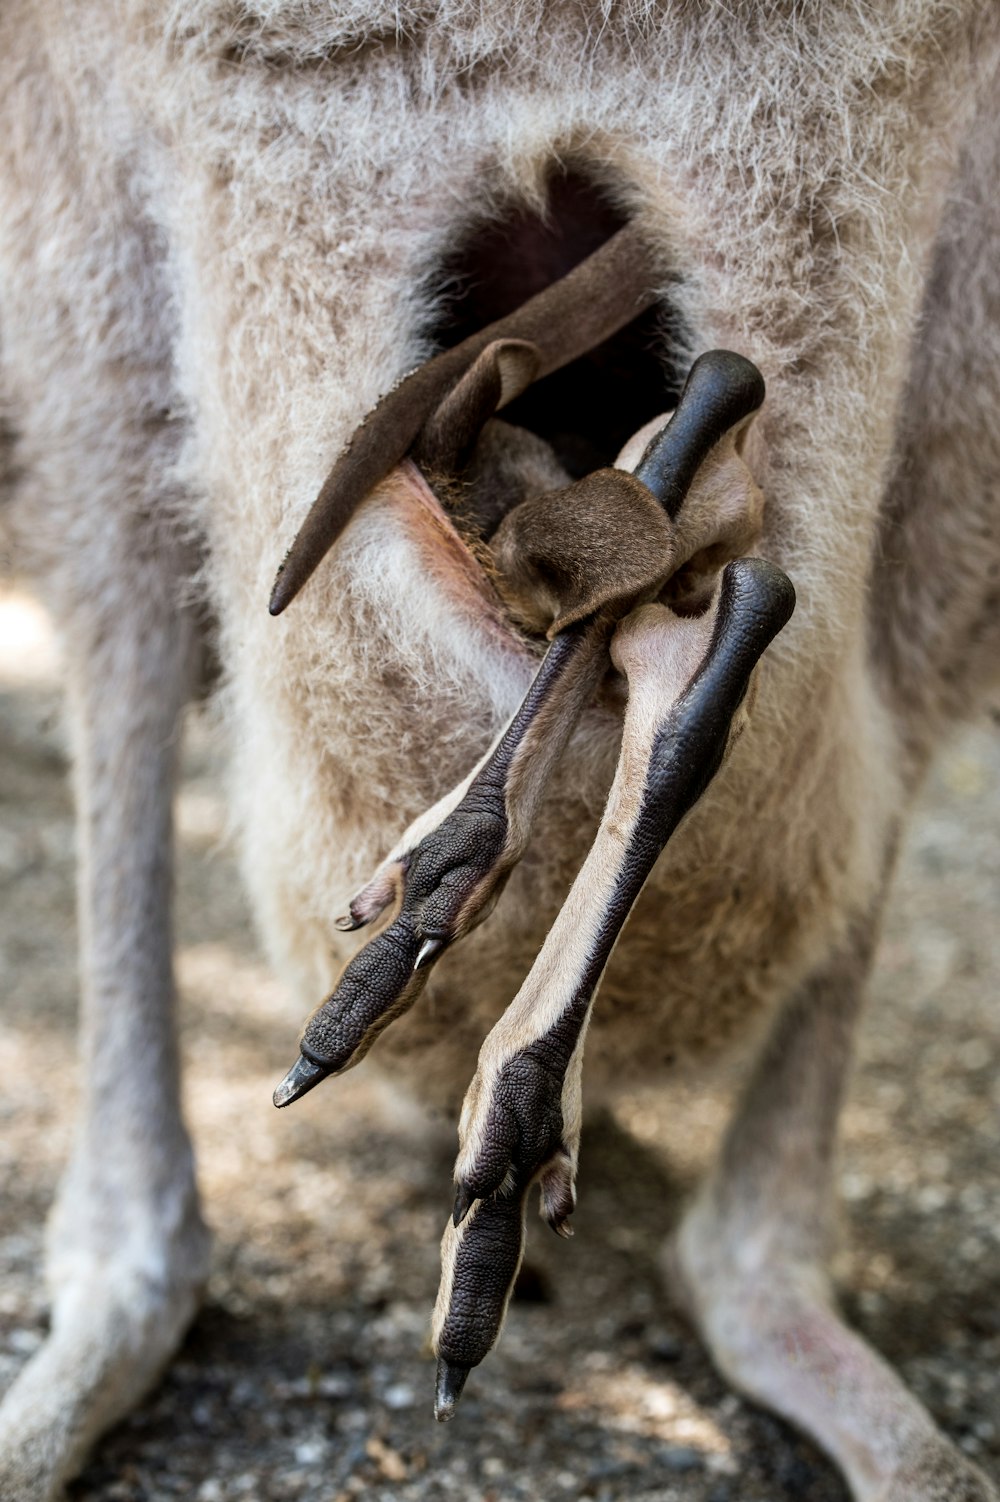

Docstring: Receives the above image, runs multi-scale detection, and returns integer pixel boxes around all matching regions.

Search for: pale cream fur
[1,1,999,1497]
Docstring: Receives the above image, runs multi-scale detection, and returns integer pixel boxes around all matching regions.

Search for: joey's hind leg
[0,503,210,1499]
[669,918,997,1501]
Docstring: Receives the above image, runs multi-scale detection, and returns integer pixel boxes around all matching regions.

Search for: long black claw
[452,1183,476,1227]
[434,1359,471,1422]
[272,1052,328,1108]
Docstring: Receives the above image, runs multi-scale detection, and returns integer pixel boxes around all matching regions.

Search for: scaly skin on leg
[670,925,999,1502]
[431,558,796,1417]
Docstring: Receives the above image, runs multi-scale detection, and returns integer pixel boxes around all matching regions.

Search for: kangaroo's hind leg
[669,913,997,1501]
[0,51,211,1502]
[0,471,212,1500]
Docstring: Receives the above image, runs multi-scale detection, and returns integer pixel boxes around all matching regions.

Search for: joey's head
[269,184,769,667]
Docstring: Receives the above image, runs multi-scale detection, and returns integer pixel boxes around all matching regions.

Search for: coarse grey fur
[0,2,998,1498]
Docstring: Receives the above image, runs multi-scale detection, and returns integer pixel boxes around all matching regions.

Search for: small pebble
[658,1445,702,1473]
[293,1438,327,1465]
[648,1332,683,1363]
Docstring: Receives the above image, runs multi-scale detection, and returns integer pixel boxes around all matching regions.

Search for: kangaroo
[0,2,998,1498]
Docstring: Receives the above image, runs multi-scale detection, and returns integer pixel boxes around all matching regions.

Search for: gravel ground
[0,579,998,1502]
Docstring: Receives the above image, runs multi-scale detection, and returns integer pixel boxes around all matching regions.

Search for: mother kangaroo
[1,2,998,1498]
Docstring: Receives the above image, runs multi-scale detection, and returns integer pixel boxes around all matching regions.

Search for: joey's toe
[452,1182,476,1226]
[434,1358,471,1421]
[273,1052,328,1107]
[414,935,448,971]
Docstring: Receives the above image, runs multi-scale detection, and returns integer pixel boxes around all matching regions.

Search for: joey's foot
[430,561,796,1412]
[273,791,509,1102]
[274,617,610,1105]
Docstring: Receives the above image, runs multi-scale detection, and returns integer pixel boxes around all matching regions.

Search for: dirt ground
[0,578,998,1502]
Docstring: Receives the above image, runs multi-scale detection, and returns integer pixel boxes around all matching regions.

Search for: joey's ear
[489,468,677,637]
[269,222,659,614]
[414,338,540,476]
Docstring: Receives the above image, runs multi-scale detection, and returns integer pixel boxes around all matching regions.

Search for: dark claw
[272,1052,328,1108]
[453,1182,476,1226]
[414,935,447,971]
[434,1359,471,1422]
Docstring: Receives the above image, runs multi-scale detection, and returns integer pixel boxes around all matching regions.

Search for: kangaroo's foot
[0,1193,209,1502]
